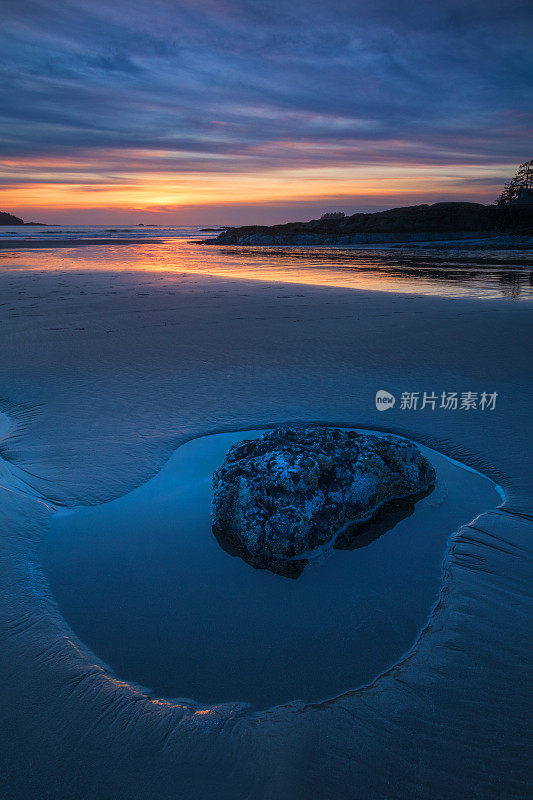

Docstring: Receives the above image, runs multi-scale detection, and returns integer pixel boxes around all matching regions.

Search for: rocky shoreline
[203,201,533,246]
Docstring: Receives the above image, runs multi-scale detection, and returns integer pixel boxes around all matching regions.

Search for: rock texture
[203,202,533,246]
[212,427,436,575]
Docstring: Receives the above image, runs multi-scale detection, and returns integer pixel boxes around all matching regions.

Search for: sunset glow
[0,159,517,224]
[1,0,531,224]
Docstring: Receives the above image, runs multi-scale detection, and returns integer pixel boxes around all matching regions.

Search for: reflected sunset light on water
[1,235,532,300]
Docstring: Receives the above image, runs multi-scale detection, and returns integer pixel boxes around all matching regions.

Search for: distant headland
[205,160,533,246]
[0,211,49,226]
[0,211,24,225]
[204,201,533,247]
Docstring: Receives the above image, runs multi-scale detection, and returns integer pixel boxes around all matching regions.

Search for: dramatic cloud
[0,0,531,221]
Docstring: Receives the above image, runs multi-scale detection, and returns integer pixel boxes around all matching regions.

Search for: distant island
[0,211,49,226]
[204,201,533,246]
[0,211,24,225]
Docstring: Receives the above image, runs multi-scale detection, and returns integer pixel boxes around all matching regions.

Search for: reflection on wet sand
[2,237,533,299]
[216,245,533,299]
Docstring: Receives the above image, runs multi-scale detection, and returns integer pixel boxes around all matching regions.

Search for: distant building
[320,211,346,220]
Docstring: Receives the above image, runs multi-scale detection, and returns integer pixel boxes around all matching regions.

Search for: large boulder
[212,427,436,576]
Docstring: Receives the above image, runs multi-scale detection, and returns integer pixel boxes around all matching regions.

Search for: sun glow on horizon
[0,0,529,225]
[0,154,512,223]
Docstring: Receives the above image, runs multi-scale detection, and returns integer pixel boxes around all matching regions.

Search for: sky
[0,0,531,224]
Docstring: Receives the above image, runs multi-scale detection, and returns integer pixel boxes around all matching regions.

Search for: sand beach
[0,234,531,798]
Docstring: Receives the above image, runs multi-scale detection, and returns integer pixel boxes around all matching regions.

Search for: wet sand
[0,237,164,248]
[0,257,531,799]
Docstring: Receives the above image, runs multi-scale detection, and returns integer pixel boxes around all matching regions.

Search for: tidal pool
[40,429,502,709]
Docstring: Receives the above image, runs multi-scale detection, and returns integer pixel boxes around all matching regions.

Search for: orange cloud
[0,157,509,217]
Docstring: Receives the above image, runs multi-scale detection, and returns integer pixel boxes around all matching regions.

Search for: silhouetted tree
[496,160,533,205]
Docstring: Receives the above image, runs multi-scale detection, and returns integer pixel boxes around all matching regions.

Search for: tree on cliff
[496,160,533,205]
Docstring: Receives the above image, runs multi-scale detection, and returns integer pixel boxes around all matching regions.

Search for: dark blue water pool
[40,429,502,709]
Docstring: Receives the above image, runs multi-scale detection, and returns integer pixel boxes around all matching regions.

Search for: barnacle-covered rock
[212,427,435,575]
